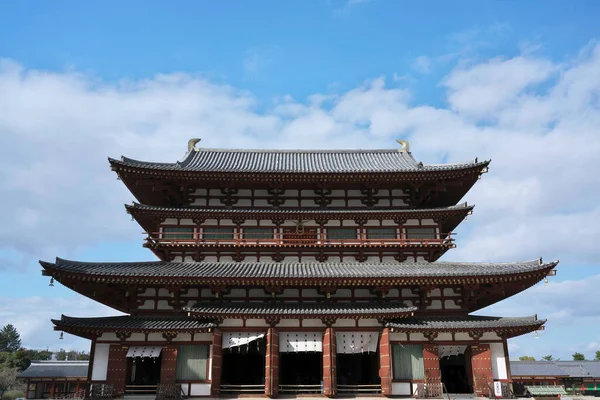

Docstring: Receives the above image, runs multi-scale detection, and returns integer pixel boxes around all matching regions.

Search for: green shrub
[1,389,25,400]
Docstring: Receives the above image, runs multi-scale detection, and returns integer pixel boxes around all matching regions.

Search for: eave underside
[53,313,544,340]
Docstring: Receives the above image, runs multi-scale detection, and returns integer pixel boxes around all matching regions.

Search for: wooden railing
[278,384,322,394]
[50,389,85,400]
[146,232,454,247]
[336,384,382,394]
[219,384,264,394]
[124,384,157,395]
[415,382,444,398]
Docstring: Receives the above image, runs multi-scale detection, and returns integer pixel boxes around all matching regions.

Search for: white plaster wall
[276,320,300,327]
[454,333,471,341]
[249,289,269,298]
[481,332,501,340]
[223,289,246,298]
[188,383,211,396]
[303,319,326,327]
[281,289,300,298]
[156,300,174,310]
[445,300,461,309]
[97,333,118,341]
[436,332,452,341]
[173,333,192,342]
[358,319,381,327]
[220,319,243,327]
[490,342,508,379]
[193,333,213,342]
[127,333,145,342]
[91,343,110,381]
[390,332,408,341]
[409,333,426,341]
[138,300,155,310]
[391,382,412,396]
[332,319,355,327]
[147,333,166,342]
[427,300,443,310]
[246,319,269,327]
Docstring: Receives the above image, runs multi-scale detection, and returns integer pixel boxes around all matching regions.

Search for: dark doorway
[336,352,381,394]
[126,356,162,394]
[221,338,266,394]
[279,352,322,394]
[440,354,471,394]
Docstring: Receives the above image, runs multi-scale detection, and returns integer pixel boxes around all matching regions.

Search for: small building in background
[18,360,89,399]
[510,360,600,396]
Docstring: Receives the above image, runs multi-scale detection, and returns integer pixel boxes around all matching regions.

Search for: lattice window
[327,228,358,240]
[405,227,436,239]
[162,226,194,240]
[392,344,425,380]
[203,227,234,239]
[243,227,274,239]
[176,345,209,380]
[366,227,397,239]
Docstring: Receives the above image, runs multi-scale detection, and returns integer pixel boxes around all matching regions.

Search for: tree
[0,325,21,353]
[0,368,18,397]
[519,356,536,361]
[542,355,554,361]
[595,350,600,361]
[573,352,585,361]
[54,349,89,361]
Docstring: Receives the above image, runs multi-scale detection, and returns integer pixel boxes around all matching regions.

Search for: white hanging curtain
[279,332,323,352]
[222,332,265,349]
[126,346,162,358]
[335,332,379,354]
[438,345,468,359]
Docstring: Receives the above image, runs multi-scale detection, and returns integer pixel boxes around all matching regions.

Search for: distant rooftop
[18,360,89,379]
[510,360,600,378]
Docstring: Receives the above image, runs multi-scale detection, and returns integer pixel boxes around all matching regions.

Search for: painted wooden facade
[42,141,556,398]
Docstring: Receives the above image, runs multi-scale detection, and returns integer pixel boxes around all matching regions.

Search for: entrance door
[126,356,162,395]
[279,332,323,395]
[439,345,471,394]
[335,332,381,395]
[220,333,266,395]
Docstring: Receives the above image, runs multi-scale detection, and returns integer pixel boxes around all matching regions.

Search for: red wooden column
[423,344,442,395]
[106,345,128,396]
[470,344,493,396]
[160,345,178,384]
[379,328,392,395]
[265,327,279,397]
[50,381,55,399]
[322,327,337,397]
[210,329,222,396]
[25,380,30,399]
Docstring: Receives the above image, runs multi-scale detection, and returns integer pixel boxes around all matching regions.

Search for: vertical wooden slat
[471,344,493,396]
[160,345,178,384]
[423,343,442,392]
[106,345,127,396]
[210,329,222,396]
[265,327,279,397]
[379,328,391,395]
[322,327,336,397]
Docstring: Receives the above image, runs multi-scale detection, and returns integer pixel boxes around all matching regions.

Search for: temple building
[42,139,557,398]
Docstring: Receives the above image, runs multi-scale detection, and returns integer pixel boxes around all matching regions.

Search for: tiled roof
[386,315,545,331]
[110,148,489,174]
[52,315,216,332]
[41,258,557,282]
[185,301,416,317]
[126,202,474,216]
[510,361,569,377]
[18,361,89,379]
[510,361,600,378]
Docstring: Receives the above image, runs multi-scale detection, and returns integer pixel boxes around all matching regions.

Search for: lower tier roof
[184,301,416,319]
[18,361,89,379]
[53,315,216,334]
[386,315,545,331]
[53,314,544,340]
[41,258,557,285]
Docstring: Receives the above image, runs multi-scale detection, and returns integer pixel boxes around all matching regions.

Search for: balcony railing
[145,232,454,247]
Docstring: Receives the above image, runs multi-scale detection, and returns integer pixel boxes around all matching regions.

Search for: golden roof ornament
[188,138,201,152]
[396,139,409,152]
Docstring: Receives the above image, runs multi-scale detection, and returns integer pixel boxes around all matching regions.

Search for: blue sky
[1,0,600,360]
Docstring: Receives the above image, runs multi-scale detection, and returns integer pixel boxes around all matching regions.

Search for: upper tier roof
[110,147,489,175]
[41,258,557,282]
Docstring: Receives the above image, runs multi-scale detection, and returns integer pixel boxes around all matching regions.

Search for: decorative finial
[188,138,201,152]
[396,139,409,152]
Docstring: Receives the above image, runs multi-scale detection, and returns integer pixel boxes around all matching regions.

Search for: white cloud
[1,42,600,350]
[413,56,433,74]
